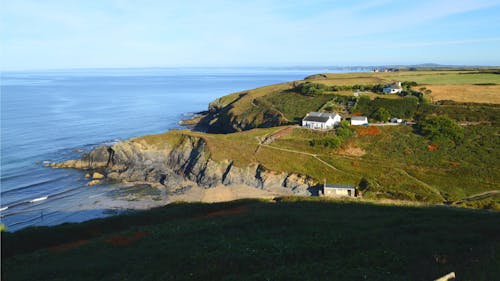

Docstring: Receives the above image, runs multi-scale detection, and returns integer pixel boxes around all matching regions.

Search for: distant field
[310,70,500,86]
[385,72,500,85]
[419,84,500,104]
[327,90,401,100]
[308,76,386,85]
[306,70,500,104]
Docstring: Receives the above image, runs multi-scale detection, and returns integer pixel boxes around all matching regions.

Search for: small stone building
[322,184,356,197]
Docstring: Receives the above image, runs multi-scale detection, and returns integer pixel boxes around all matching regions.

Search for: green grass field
[307,70,500,85]
[202,69,500,133]
[3,198,499,281]
[134,121,499,206]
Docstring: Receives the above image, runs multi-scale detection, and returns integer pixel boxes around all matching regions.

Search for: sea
[0,67,365,231]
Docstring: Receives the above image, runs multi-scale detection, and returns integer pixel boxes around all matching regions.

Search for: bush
[297,82,328,95]
[417,115,464,144]
[355,96,419,119]
[296,83,390,95]
[336,120,355,139]
[310,137,342,148]
[402,81,418,89]
[371,107,390,122]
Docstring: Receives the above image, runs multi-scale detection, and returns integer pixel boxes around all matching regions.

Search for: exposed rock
[92,172,105,179]
[85,173,91,178]
[55,134,319,196]
[87,180,101,186]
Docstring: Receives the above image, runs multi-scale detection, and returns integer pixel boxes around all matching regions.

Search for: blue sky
[1,0,500,70]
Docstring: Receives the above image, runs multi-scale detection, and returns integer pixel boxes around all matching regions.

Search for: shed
[323,184,356,197]
[350,116,368,126]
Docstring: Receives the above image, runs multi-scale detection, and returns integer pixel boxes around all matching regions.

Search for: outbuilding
[323,184,356,197]
[350,116,368,126]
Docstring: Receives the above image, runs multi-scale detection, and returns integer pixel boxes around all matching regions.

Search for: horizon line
[3,63,500,73]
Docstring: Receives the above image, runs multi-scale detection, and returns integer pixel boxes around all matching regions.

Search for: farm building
[350,116,368,126]
[323,184,356,197]
[302,112,341,130]
[383,82,403,94]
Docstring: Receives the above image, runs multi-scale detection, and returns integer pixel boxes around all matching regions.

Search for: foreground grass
[2,198,499,281]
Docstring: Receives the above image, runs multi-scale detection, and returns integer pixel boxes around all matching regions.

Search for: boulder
[92,172,105,179]
[87,179,101,186]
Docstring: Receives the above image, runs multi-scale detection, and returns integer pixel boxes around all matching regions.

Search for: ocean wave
[1,184,86,215]
[1,175,70,196]
[29,196,48,203]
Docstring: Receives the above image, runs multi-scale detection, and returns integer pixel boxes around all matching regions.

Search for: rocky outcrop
[53,134,319,196]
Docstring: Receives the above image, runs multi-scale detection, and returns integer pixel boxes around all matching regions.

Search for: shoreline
[178,110,209,131]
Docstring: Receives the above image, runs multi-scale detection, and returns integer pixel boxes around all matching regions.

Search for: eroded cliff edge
[52,133,320,196]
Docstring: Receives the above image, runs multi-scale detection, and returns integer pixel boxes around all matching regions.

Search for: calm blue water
[1,67,361,231]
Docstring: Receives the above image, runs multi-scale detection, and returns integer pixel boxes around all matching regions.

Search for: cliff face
[192,82,296,134]
[53,135,319,196]
[194,96,287,134]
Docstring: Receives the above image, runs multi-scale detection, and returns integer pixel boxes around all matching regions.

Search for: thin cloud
[394,37,500,48]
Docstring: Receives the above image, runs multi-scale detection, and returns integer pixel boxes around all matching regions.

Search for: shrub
[417,115,464,144]
[354,97,419,119]
[371,107,390,122]
[402,81,418,89]
[310,137,342,148]
[336,120,355,139]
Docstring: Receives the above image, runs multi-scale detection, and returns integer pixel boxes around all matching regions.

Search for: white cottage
[302,112,341,130]
[323,184,356,197]
[383,82,403,94]
[350,116,368,126]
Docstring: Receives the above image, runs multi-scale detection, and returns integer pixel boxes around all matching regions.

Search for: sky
[1,0,500,70]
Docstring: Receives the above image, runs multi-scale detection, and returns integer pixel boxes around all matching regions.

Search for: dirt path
[259,144,356,176]
[454,190,500,203]
[394,168,442,197]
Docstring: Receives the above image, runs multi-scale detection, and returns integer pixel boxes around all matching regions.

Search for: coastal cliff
[192,82,296,133]
[52,133,319,196]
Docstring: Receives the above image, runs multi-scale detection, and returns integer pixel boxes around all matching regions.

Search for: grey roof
[303,112,339,123]
[385,82,402,89]
[324,184,356,189]
[303,116,330,122]
[351,116,367,121]
[307,112,338,118]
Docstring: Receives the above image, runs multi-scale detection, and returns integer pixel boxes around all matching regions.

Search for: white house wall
[324,188,355,197]
[351,119,368,126]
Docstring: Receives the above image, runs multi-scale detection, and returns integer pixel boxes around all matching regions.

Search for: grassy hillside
[135,120,499,206]
[198,70,500,133]
[3,198,499,281]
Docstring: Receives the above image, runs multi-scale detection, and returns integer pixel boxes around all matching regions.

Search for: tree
[336,120,354,139]
[418,115,464,143]
[372,107,390,122]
